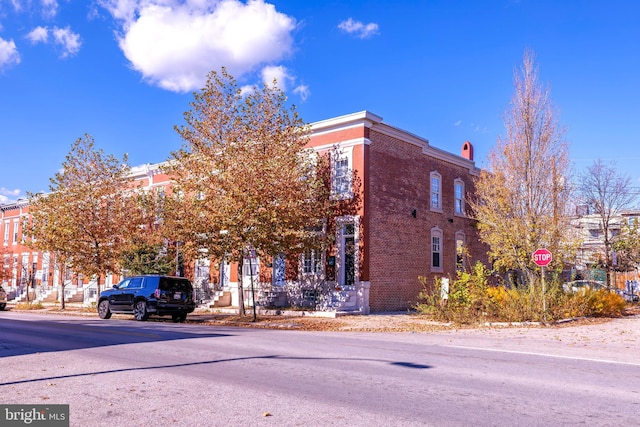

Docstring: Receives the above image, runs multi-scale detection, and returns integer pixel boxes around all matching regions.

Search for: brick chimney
[461,141,474,161]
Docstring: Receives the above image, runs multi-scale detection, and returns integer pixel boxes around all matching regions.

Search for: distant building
[570,206,640,285]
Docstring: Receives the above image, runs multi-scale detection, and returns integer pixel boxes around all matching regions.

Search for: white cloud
[41,0,59,18]
[261,66,310,101]
[52,26,81,57]
[239,84,254,97]
[0,187,21,202]
[25,26,81,58]
[26,26,49,43]
[8,0,23,12]
[99,0,297,93]
[261,64,292,90]
[454,120,462,127]
[6,0,59,17]
[338,18,379,39]
[0,37,20,70]
[293,84,309,102]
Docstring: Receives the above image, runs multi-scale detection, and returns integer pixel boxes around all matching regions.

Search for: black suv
[98,275,196,322]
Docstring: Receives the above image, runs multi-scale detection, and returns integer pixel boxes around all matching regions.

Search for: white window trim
[336,215,360,287]
[430,172,442,213]
[431,227,443,273]
[301,249,324,276]
[454,178,466,217]
[3,220,9,246]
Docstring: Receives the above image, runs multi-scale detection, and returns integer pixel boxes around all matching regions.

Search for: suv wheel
[134,301,149,321]
[172,313,187,323]
[98,300,112,319]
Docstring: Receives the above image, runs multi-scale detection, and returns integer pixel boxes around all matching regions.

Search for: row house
[0,110,488,313]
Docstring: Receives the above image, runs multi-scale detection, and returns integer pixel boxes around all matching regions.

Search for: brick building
[1,110,488,313]
[308,111,488,312]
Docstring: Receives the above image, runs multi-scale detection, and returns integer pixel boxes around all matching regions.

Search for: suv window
[159,277,191,293]
[129,277,144,288]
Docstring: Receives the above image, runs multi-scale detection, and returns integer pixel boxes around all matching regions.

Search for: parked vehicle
[562,280,607,293]
[97,275,196,322]
[0,285,6,310]
[615,289,640,302]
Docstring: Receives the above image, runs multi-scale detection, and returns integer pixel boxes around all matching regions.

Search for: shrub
[416,262,490,324]
[416,262,627,323]
[14,302,44,310]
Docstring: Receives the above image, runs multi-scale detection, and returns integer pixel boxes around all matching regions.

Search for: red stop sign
[533,248,552,266]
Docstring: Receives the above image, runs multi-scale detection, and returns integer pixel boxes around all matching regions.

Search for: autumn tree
[164,68,335,314]
[27,135,152,301]
[580,159,636,283]
[471,50,573,285]
[0,243,12,285]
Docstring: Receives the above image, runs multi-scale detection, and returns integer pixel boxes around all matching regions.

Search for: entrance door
[273,253,286,287]
[339,222,356,287]
[219,258,230,289]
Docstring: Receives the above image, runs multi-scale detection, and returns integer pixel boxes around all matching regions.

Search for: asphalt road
[1,312,639,427]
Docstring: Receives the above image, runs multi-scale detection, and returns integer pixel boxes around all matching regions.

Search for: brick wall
[367,129,488,311]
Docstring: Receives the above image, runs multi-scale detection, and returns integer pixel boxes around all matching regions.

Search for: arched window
[430,172,442,212]
[454,179,465,216]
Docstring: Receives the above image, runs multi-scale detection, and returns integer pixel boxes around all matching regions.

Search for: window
[333,157,350,196]
[12,219,19,244]
[589,229,602,238]
[242,258,260,276]
[3,220,8,245]
[302,249,323,275]
[431,227,443,272]
[117,278,132,289]
[454,179,465,215]
[455,231,466,271]
[331,147,353,198]
[129,277,144,288]
[430,172,442,211]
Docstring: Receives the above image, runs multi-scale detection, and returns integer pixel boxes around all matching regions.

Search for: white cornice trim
[310,110,383,137]
[423,144,480,175]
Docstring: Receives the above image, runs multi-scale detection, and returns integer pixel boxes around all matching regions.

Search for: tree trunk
[237,260,245,316]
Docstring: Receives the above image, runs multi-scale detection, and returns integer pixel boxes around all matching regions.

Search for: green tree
[164,68,336,315]
[612,217,640,273]
[119,238,174,276]
[27,135,152,300]
[471,50,573,285]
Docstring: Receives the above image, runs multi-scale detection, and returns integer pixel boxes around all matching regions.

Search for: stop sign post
[533,248,552,316]
[533,248,552,267]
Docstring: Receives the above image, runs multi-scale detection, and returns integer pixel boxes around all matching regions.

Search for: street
[1,311,639,426]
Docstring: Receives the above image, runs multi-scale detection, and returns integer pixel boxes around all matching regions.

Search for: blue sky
[1,0,639,203]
